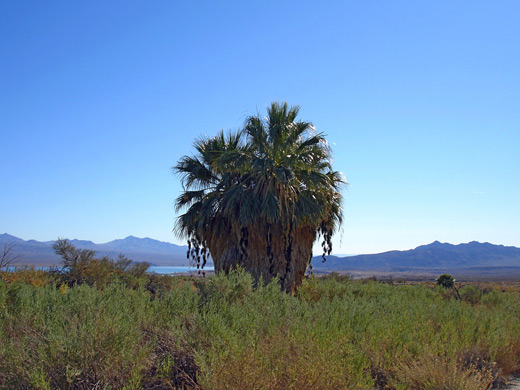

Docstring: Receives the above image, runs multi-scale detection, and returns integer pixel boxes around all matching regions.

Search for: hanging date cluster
[186,234,209,276]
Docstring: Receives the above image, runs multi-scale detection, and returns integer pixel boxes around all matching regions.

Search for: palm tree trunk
[209,225,315,293]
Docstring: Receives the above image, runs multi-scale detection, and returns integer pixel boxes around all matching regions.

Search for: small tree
[53,239,150,286]
[0,243,20,271]
[436,274,455,289]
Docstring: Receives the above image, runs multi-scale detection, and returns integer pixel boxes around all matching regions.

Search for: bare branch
[0,242,21,270]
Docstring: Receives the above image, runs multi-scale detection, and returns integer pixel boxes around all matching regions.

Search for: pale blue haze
[1,1,519,254]
[6,266,212,275]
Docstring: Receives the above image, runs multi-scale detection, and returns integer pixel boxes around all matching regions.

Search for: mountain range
[2,234,520,278]
[315,241,520,270]
[0,233,190,266]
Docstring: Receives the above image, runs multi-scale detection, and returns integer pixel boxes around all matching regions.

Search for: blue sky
[1,1,519,254]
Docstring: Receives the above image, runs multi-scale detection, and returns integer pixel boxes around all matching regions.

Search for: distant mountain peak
[0,233,24,243]
[70,239,96,247]
[415,240,450,250]
[121,235,154,242]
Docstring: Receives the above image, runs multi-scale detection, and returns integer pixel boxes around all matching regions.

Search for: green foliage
[1,269,520,389]
[437,273,455,288]
[459,284,484,305]
[53,239,150,288]
[198,266,254,306]
[0,266,56,287]
[174,102,344,239]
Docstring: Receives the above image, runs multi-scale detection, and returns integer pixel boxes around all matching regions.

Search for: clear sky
[1,1,519,254]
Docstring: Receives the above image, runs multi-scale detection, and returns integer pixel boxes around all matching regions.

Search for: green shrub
[459,284,483,305]
[436,273,455,288]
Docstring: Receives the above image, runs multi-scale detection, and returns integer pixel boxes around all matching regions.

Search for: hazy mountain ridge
[312,240,520,271]
[2,234,519,273]
[0,234,190,266]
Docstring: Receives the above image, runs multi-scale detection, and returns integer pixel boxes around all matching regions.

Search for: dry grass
[391,352,496,390]
[199,332,370,390]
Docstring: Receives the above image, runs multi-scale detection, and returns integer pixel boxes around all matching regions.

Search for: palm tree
[174,102,345,292]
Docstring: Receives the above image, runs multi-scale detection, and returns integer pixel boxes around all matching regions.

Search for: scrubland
[1,267,520,390]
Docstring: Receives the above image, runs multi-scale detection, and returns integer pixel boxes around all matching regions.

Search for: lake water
[149,266,214,274]
[4,265,214,275]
